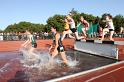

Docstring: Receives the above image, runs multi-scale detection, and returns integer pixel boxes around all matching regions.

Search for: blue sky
[0,0,124,30]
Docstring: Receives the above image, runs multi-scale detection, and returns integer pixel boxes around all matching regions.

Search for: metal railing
[0,33,53,41]
[0,33,124,41]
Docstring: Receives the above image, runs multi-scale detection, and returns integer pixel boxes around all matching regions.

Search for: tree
[113,15,124,33]
[3,10,124,33]
[4,21,45,33]
[80,13,96,23]
[47,14,65,32]
[0,29,3,32]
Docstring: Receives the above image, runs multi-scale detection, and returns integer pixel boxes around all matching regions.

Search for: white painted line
[114,41,124,45]
[94,40,102,44]
[85,64,124,82]
[46,61,124,82]
[81,39,86,42]
[78,40,124,45]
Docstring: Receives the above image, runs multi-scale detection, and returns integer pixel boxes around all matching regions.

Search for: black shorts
[57,46,64,52]
[109,29,114,31]
[70,28,77,33]
[32,43,37,48]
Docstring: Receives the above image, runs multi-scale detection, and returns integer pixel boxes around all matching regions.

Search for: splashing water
[67,56,79,67]
[4,49,116,82]
[19,47,55,69]
[19,47,79,71]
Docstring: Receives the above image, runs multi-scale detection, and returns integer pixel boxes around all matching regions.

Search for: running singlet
[31,35,37,48]
[81,20,89,28]
[69,18,75,29]
[106,20,114,30]
[68,18,77,33]
[64,22,69,30]
[53,33,64,52]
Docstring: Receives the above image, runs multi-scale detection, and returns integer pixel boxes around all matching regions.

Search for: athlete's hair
[105,14,113,19]
[51,26,59,31]
[108,14,113,19]
[25,29,33,34]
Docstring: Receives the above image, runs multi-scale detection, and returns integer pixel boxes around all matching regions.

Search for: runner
[101,14,115,41]
[49,26,68,65]
[21,30,38,59]
[80,16,89,38]
[61,17,75,41]
[66,15,84,40]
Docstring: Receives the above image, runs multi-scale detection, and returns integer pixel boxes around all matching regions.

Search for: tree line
[1,10,124,33]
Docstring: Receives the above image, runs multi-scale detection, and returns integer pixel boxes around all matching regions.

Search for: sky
[0,0,124,30]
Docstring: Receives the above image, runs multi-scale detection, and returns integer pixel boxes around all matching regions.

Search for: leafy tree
[3,10,124,33]
[113,15,124,33]
[4,21,45,33]
[47,14,65,32]
[80,13,96,23]
[0,29,3,32]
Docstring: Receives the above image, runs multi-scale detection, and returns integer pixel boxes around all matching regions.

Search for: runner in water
[101,14,115,41]
[49,26,68,65]
[21,30,38,59]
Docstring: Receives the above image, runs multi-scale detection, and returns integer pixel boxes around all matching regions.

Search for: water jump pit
[0,46,117,82]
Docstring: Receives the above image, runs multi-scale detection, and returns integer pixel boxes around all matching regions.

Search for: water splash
[2,49,116,82]
[19,47,79,71]
[20,47,54,68]
[67,56,79,67]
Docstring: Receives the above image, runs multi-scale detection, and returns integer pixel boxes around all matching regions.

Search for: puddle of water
[0,47,117,82]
